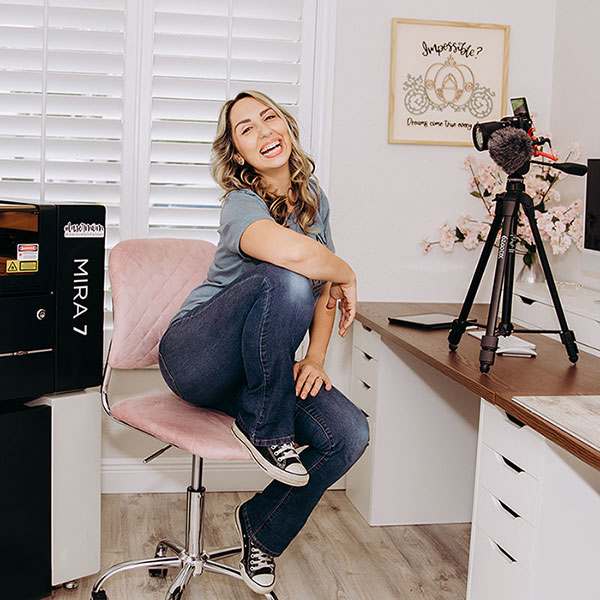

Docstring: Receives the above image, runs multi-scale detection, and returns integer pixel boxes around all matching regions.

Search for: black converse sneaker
[232,422,309,487]
[235,503,276,595]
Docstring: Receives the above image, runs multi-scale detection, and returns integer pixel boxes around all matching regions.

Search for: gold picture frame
[389,18,510,146]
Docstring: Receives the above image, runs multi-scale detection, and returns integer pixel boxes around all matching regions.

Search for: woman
[158,90,369,595]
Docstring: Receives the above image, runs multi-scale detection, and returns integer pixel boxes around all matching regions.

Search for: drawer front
[475,486,535,572]
[468,526,531,600]
[352,346,378,388]
[351,375,377,418]
[481,400,544,479]
[514,294,600,351]
[353,322,380,360]
[478,443,539,525]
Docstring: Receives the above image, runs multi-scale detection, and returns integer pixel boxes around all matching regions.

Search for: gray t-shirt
[172,183,335,322]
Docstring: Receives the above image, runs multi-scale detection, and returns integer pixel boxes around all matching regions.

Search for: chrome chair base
[90,457,279,600]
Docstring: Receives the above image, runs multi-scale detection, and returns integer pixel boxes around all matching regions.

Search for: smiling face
[229,96,292,183]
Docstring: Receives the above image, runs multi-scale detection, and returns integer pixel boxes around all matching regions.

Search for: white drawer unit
[346,321,480,526]
[513,282,600,356]
[468,399,544,599]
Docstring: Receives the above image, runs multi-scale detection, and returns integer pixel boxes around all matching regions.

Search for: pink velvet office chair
[90,238,279,600]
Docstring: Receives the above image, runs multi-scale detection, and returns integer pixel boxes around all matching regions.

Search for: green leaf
[470,191,482,199]
[455,227,465,240]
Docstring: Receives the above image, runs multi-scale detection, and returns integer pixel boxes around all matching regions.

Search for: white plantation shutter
[147,0,316,241]
[0,0,124,249]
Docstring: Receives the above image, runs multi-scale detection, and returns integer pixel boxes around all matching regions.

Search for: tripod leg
[479,200,518,373]
[448,207,504,351]
[498,207,519,336]
[523,205,579,363]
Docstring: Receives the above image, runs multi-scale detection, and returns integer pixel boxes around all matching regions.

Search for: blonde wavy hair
[210,90,319,232]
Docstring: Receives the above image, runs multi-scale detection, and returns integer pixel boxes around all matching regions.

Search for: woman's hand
[327,275,356,338]
[293,358,332,400]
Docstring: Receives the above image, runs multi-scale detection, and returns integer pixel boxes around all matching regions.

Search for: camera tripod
[448,167,579,373]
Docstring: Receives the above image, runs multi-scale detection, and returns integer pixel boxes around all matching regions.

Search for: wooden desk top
[356,302,600,471]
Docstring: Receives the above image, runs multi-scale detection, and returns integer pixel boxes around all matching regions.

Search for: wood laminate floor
[51,491,470,600]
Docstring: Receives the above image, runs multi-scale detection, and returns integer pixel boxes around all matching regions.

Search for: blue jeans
[158,262,369,555]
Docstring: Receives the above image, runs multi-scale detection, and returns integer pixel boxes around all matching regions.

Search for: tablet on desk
[388,313,476,330]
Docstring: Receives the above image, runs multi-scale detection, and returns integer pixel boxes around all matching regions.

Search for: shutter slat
[230,60,300,84]
[153,76,226,101]
[0,92,42,115]
[153,33,227,58]
[48,7,124,31]
[153,55,227,79]
[0,181,41,200]
[232,18,301,41]
[46,94,122,119]
[152,98,221,122]
[151,141,211,163]
[46,138,121,161]
[46,116,121,139]
[152,120,217,143]
[47,50,124,75]
[0,136,40,159]
[149,206,220,227]
[232,0,302,21]
[150,185,221,207]
[0,71,42,92]
[0,25,44,48]
[232,38,301,62]
[45,182,120,203]
[154,13,228,36]
[0,115,41,135]
[45,160,121,183]
[47,28,124,52]
[150,164,212,186]
[47,72,122,95]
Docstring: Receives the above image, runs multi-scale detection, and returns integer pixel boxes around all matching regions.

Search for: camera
[472,97,533,152]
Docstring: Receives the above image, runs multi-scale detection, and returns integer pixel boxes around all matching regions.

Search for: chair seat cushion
[111,393,250,461]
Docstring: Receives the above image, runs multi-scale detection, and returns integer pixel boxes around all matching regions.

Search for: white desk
[347,302,600,600]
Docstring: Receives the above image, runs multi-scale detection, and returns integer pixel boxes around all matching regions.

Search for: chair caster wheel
[149,567,168,578]
[91,591,108,600]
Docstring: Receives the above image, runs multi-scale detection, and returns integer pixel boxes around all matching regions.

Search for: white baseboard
[102,457,345,494]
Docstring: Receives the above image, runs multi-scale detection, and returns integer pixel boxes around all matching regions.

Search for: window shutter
[0,0,125,331]
[147,0,313,242]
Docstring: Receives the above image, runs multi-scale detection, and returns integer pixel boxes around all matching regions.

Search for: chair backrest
[108,238,216,370]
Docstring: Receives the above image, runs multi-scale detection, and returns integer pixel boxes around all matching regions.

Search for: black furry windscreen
[488,127,534,175]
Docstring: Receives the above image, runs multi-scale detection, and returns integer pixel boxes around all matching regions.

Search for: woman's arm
[293,283,336,399]
[240,220,356,337]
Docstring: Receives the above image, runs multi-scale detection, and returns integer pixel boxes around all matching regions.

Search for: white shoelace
[271,442,298,462]
[250,546,274,572]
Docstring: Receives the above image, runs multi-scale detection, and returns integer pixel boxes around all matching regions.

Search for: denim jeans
[158,262,369,555]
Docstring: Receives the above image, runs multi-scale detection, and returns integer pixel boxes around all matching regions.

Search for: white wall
[548,0,600,290]
[328,0,557,305]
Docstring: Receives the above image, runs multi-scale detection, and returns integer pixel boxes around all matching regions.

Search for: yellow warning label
[20,260,38,271]
[6,260,38,273]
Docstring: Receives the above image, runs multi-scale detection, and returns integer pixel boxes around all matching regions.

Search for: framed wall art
[389,18,510,146]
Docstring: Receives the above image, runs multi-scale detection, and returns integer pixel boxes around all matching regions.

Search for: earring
[235,155,245,166]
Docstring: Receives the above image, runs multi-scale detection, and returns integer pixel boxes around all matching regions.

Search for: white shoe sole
[231,423,309,487]
[234,504,276,595]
